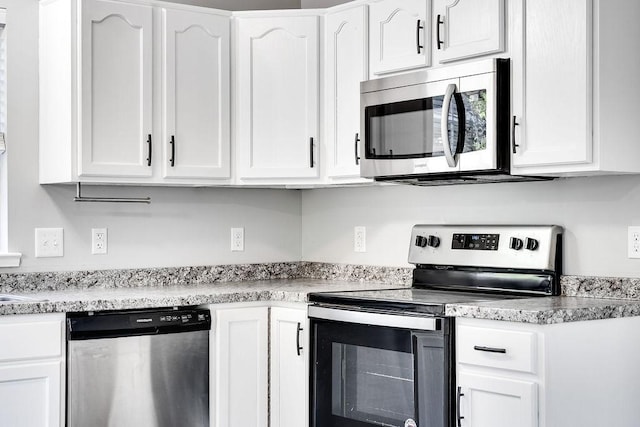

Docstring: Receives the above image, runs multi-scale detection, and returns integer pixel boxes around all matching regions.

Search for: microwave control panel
[451,233,499,251]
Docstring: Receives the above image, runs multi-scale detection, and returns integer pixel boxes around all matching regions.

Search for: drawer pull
[473,345,506,354]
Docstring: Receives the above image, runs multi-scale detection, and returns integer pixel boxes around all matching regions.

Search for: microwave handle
[441,84,458,168]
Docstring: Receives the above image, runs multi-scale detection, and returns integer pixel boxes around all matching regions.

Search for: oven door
[309,307,452,427]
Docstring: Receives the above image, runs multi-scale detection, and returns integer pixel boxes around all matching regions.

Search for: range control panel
[408,225,563,271]
[452,233,499,251]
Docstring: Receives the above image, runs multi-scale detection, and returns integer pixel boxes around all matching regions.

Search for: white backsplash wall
[301,176,640,278]
[0,0,302,273]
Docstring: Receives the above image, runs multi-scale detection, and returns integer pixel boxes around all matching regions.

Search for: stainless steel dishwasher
[66,306,211,427]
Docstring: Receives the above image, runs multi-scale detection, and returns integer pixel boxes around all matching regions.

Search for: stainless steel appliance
[309,225,562,427]
[66,306,211,427]
[359,59,546,185]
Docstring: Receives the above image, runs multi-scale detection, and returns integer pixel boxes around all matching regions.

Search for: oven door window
[313,321,416,427]
[332,343,414,425]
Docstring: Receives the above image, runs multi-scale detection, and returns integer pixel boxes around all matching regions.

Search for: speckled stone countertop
[445,296,640,325]
[0,279,402,316]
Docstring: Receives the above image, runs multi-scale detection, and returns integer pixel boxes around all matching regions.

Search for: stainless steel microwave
[360,58,525,185]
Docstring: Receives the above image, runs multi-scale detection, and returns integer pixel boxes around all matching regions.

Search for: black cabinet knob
[415,235,428,247]
[427,235,440,248]
[526,238,539,251]
[509,237,524,250]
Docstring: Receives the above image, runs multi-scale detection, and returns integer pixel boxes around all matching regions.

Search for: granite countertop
[446,296,640,325]
[0,279,401,316]
[3,274,640,324]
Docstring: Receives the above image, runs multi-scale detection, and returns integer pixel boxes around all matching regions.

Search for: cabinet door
[213,307,268,427]
[511,0,592,170]
[236,16,320,179]
[270,307,308,427]
[458,371,537,427]
[369,0,431,76]
[162,9,230,180]
[0,361,62,427]
[79,0,153,178]
[433,0,505,64]
[325,5,369,179]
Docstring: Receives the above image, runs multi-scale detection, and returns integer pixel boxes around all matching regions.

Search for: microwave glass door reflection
[460,89,487,153]
[332,343,414,426]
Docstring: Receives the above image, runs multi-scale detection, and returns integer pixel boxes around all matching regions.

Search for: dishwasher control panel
[67,307,211,340]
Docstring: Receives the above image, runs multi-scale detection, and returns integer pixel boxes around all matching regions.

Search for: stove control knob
[415,235,428,247]
[509,237,524,251]
[427,235,440,248]
[525,238,539,251]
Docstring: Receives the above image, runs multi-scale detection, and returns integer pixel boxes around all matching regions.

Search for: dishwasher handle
[67,307,211,340]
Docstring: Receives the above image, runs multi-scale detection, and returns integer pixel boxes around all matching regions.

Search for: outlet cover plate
[354,226,366,253]
[35,228,64,258]
[231,228,244,252]
[92,228,108,255]
[629,226,640,259]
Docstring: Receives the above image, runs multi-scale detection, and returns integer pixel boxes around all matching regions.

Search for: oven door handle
[308,306,439,331]
[441,83,458,168]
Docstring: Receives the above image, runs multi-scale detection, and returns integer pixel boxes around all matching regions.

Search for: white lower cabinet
[270,306,309,427]
[0,314,65,427]
[457,316,640,427]
[211,303,308,427]
[211,305,269,427]
[458,372,537,427]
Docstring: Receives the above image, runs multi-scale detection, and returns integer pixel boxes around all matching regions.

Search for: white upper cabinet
[79,0,153,178]
[369,0,431,76]
[162,8,230,180]
[432,0,505,64]
[39,0,231,185]
[235,13,320,181]
[511,0,640,175]
[324,4,370,181]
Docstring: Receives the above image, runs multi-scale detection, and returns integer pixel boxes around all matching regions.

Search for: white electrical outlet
[354,226,366,253]
[629,226,640,259]
[231,227,244,252]
[35,228,64,258]
[92,228,108,255]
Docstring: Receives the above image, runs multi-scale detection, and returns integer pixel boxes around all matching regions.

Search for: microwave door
[456,71,499,172]
[360,78,462,178]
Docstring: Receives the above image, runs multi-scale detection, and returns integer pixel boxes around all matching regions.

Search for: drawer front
[457,325,536,373]
[0,315,63,362]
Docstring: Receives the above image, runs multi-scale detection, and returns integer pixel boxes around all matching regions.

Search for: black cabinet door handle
[456,386,465,427]
[309,137,314,168]
[416,19,424,54]
[146,134,152,167]
[474,345,507,354]
[354,133,360,165]
[296,322,304,356]
[436,14,444,50]
[512,116,520,154]
[169,135,175,167]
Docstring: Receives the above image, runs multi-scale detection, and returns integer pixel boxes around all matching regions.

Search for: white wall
[301,0,348,7]
[0,0,302,273]
[170,0,301,10]
[301,176,640,278]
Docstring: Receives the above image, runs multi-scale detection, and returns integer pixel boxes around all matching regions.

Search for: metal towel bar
[73,182,151,204]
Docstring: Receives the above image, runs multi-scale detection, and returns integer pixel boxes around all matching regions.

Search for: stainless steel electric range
[308,225,563,427]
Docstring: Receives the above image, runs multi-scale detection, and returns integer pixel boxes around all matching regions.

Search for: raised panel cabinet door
[270,307,308,427]
[433,0,505,64]
[213,307,268,427]
[0,361,62,427]
[162,9,230,180]
[458,371,537,427]
[236,16,320,179]
[79,0,154,178]
[325,5,369,179]
[511,0,592,169]
[369,0,431,76]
